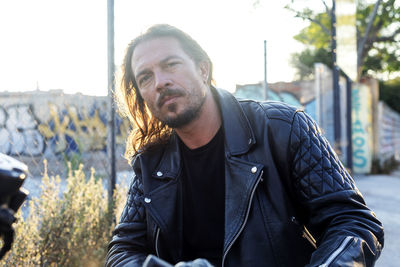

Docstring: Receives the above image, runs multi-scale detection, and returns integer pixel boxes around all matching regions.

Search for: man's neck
[175,89,221,149]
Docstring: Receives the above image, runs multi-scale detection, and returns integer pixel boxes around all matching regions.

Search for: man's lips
[159,95,179,107]
[157,90,185,108]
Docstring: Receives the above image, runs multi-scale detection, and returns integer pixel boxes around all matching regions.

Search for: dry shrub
[1,161,129,266]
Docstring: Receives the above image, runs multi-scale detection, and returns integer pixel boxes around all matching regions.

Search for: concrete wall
[0,90,130,176]
[377,101,400,165]
[351,84,374,173]
[233,66,397,174]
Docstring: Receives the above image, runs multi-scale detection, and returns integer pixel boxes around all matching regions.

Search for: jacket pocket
[290,216,317,249]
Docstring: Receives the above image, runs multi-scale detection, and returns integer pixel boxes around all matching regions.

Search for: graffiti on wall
[377,102,400,164]
[0,102,130,156]
[352,84,372,173]
[38,103,130,154]
[0,105,45,156]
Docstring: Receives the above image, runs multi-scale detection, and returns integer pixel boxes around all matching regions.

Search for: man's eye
[139,75,151,86]
[167,62,179,67]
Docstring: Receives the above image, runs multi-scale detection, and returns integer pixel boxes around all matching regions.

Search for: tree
[288,0,400,81]
[379,78,400,113]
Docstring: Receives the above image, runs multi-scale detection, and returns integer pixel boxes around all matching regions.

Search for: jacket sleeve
[105,174,149,267]
[289,111,384,267]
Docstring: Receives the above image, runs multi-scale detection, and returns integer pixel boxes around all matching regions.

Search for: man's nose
[154,71,172,91]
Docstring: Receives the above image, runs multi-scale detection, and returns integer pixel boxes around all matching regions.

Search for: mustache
[157,88,185,108]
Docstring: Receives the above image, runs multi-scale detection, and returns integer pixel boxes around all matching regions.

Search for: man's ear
[198,61,210,84]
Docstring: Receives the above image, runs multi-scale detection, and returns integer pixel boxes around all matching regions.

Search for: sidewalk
[354,170,400,267]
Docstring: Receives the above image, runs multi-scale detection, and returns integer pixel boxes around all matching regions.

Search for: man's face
[131,37,209,128]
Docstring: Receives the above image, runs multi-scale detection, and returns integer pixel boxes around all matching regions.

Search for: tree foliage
[379,78,400,113]
[288,0,400,80]
[290,47,332,80]
[293,11,331,50]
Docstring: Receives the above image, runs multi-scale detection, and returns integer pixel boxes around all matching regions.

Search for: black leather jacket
[106,88,384,267]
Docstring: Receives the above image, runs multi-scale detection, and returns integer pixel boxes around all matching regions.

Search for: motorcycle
[0,153,29,260]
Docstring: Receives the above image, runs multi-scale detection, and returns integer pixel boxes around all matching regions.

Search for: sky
[0,0,317,96]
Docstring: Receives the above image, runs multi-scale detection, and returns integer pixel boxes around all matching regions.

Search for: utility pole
[107,0,116,201]
[331,0,341,154]
[264,40,268,100]
[346,76,353,171]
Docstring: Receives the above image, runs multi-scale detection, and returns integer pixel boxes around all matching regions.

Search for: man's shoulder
[132,142,168,172]
[237,98,301,124]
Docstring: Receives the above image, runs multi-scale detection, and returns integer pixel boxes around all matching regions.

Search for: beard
[152,87,206,128]
[162,99,205,128]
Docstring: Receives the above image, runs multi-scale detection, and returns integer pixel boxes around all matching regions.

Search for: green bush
[379,78,400,114]
[1,161,129,266]
[371,156,400,174]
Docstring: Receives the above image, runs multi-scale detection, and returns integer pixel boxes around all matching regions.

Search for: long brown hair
[115,24,213,162]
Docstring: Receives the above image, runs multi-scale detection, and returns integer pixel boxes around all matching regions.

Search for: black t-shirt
[179,127,225,266]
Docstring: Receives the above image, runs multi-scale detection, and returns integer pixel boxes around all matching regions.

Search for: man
[106,24,384,267]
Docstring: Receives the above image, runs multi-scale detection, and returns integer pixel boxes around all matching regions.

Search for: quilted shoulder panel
[239,100,299,123]
[119,176,146,223]
[290,111,356,200]
[261,101,299,122]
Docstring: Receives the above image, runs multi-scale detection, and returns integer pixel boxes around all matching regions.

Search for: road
[354,170,400,267]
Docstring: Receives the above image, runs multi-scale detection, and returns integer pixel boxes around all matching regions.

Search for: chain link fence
[0,89,131,180]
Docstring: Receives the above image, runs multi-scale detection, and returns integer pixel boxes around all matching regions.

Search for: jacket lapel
[142,135,183,261]
[215,88,256,156]
[215,88,267,256]
[223,156,264,254]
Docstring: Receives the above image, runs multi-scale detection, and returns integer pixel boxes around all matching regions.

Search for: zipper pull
[290,216,300,225]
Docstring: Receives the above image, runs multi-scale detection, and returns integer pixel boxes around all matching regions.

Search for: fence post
[346,76,353,171]
[264,40,268,100]
[331,0,342,154]
[107,0,116,205]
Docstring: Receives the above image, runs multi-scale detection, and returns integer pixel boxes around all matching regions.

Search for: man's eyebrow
[135,69,151,80]
[160,55,182,63]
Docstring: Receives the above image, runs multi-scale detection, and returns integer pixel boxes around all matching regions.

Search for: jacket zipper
[319,236,352,267]
[302,226,317,249]
[221,170,263,267]
[155,227,161,258]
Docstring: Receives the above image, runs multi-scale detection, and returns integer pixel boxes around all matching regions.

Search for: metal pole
[107,0,116,200]
[314,63,322,126]
[264,40,268,100]
[331,0,341,153]
[346,76,353,171]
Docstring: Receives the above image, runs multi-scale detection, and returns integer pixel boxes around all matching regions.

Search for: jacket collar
[152,87,256,180]
[214,88,256,156]
[152,134,181,180]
